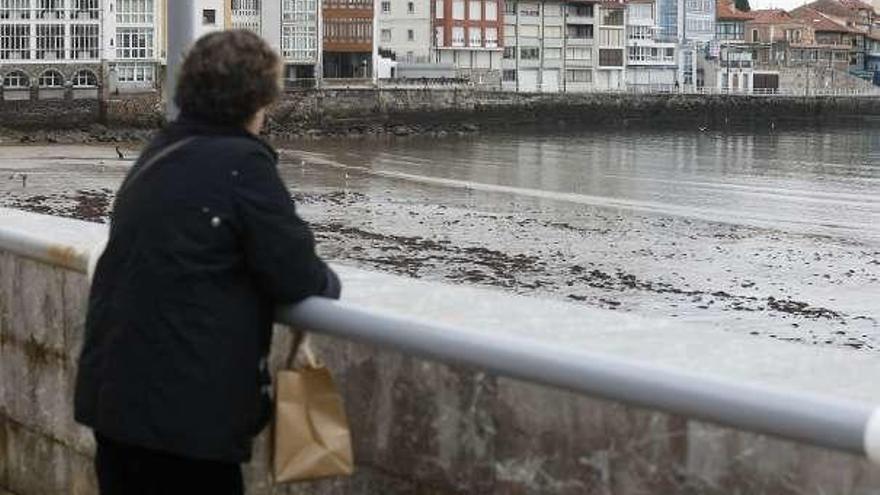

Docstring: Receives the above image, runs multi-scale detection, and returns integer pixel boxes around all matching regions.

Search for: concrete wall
[2,215,880,494]
[3,87,880,134]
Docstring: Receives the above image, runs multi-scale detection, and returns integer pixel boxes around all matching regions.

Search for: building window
[36,24,64,59]
[72,69,98,87]
[36,0,62,19]
[116,62,155,83]
[520,24,538,37]
[602,9,623,26]
[565,46,591,61]
[502,69,516,81]
[202,9,216,25]
[628,25,652,40]
[435,25,444,45]
[381,1,389,12]
[520,46,539,59]
[751,29,758,42]
[628,3,652,20]
[0,24,30,59]
[486,0,497,20]
[0,0,32,20]
[71,24,99,59]
[468,27,481,46]
[380,28,391,41]
[469,0,480,19]
[116,27,154,58]
[568,3,593,16]
[599,27,624,46]
[71,0,99,19]
[407,1,414,12]
[545,25,561,38]
[503,46,515,58]
[566,68,592,82]
[567,24,593,39]
[285,25,318,61]
[503,0,515,15]
[1,70,29,87]
[519,2,538,16]
[598,48,623,66]
[451,26,464,45]
[452,0,464,19]
[435,0,443,18]
[117,0,154,24]
[485,27,497,47]
[38,69,63,88]
[407,29,414,41]
[545,47,561,59]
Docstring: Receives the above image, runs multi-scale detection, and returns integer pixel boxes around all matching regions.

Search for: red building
[432,0,504,86]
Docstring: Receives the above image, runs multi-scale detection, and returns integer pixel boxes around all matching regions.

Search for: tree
[735,0,751,11]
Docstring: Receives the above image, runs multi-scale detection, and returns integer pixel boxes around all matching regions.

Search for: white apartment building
[0,0,104,99]
[625,0,676,90]
[378,0,431,64]
[595,1,625,90]
[502,0,597,93]
[241,0,320,83]
[103,0,163,91]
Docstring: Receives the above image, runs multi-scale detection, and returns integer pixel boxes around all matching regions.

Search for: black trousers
[94,433,244,495]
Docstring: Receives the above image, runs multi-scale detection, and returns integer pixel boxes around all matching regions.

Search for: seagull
[698,125,709,132]
[115,146,125,160]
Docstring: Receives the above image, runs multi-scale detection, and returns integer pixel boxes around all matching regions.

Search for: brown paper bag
[273,335,354,483]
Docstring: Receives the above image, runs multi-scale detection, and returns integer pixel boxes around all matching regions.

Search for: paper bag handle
[286,331,320,370]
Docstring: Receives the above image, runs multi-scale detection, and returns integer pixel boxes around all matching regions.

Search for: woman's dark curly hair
[175,30,281,127]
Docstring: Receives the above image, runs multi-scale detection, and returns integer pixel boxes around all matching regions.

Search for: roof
[792,7,859,32]
[716,0,756,20]
[793,0,873,20]
[748,9,795,23]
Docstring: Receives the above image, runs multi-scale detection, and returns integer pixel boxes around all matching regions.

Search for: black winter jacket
[74,118,340,462]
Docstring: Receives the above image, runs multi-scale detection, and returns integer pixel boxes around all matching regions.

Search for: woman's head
[175,30,281,129]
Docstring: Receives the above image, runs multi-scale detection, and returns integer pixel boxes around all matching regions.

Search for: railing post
[165,1,196,119]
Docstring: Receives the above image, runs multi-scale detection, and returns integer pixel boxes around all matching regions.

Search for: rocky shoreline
[0,120,483,146]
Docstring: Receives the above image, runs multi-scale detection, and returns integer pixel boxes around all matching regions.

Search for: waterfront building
[256,0,322,84]
[378,0,432,64]
[709,0,755,91]
[501,0,580,92]
[626,0,677,90]
[322,0,375,80]
[433,0,503,87]
[0,0,105,99]
[789,7,859,70]
[792,0,876,72]
[654,0,714,88]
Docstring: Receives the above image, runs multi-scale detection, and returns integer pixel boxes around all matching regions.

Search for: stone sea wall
[2,216,880,494]
[1,90,879,139]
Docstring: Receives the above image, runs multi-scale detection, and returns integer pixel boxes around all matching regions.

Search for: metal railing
[1,214,879,465]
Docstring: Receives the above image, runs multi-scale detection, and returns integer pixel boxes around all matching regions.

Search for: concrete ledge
[2,208,880,494]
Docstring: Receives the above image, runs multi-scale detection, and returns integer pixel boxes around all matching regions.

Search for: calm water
[283,128,880,244]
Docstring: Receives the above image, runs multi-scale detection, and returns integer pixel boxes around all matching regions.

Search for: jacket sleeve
[232,150,341,303]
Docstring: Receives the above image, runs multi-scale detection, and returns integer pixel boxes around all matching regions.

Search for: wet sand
[1,131,878,351]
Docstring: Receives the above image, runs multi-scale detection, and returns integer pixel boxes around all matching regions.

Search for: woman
[74,30,340,495]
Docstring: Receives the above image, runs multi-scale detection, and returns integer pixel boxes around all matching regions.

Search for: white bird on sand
[698,125,709,132]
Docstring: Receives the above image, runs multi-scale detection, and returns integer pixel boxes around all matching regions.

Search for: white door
[541,69,559,92]
[519,69,539,92]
